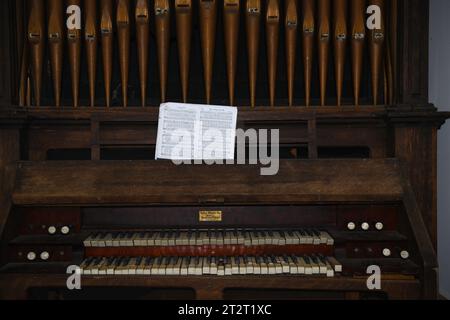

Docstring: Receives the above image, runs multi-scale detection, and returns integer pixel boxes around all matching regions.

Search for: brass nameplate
[199,211,222,222]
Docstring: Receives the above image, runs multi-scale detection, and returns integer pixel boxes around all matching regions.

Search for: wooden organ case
[0,0,449,300]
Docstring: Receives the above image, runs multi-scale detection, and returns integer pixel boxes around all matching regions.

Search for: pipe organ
[0,0,448,301]
[19,0,396,108]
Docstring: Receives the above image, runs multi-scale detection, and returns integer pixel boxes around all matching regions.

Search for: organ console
[0,0,449,301]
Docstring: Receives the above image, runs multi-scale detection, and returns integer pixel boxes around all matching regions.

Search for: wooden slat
[12,159,404,205]
[0,273,422,300]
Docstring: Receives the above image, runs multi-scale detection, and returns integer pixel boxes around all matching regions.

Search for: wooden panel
[0,129,20,237]
[12,160,405,205]
[0,274,422,300]
[395,126,437,247]
[398,0,429,104]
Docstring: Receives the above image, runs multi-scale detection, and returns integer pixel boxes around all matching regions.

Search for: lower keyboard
[78,255,342,277]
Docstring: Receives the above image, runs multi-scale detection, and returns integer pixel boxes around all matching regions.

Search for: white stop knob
[347,222,356,231]
[361,222,370,231]
[383,248,391,257]
[40,251,50,261]
[400,250,410,259]
[27,252,36,261]
[61,226,70,235]
[48,226,57,235]
[375,222,384,231]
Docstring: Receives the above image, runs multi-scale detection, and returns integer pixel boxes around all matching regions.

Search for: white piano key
[154,232,163,246]
[210,257,218,275]
[202,257,210,274]
[150,257,160,275]
[142,258,152,275]
[168,232,177,246]
[177,232,188,246]
[127,257,138,275]
[188,231,196,246]
[262,231,271,245]
[90,233,101,247]
[243,231,252,246]
[231,256,239,274]
[259,257,268,274]
[195,257,203,275]
[287,256,298,274]
[173,257,182,275]
[162,257,171,275]
[283,231,294,245]
[237,230,245,245]
[305,256,320,274]
[272,256,283,274]
[106,258,118,275]
[166,257,175,275]
[110,233,120,247]
[321,231,334,245]
[315,257,328,274]
[224,257,232,276]
[300,230,313,244]
[290,231,301,245]
[327,257,343,273]
[132,232,142,246]
[148,232,157,246]
[79,258,93,275]
[245,256,254,274]
[238,256,247,275]
[231,230,239,244]
[266,231,275,245]
[224,231,232,245]
[250,231,259,246]
[180,257,189,276]
[280,256,290,274]
[161,232,169,246]
[266,257,275,274]
[311,230,321,245]
[136,257,145,274]
[188,257,196,275]
[104,233,114,247]
[297,257,310,275]
[251,257,261,274]
[210,230,217,245]
[196,231,205,246]
[216,231,224,245]
[323,259,335,277]
[272,231,281,246]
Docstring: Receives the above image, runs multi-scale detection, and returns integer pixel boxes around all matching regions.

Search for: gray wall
[429,0,450,299]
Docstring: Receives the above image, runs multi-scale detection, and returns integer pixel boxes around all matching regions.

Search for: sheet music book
[155,103,238,161]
